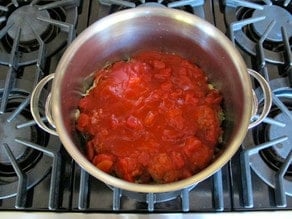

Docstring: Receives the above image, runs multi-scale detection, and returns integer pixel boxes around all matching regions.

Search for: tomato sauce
[76,51,223,184]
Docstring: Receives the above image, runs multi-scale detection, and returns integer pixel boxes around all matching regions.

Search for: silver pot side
[51,8,253,193]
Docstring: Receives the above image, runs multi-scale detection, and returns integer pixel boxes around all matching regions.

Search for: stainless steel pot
[30,7,272,193]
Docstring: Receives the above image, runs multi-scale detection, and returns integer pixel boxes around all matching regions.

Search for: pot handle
[31,70,271,134]
[247,69,272,129]
[30,74,58,136]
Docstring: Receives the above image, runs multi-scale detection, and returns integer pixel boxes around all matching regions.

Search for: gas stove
[0,0,291,217]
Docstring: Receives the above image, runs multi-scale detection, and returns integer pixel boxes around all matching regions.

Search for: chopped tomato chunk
[93,154,115,173]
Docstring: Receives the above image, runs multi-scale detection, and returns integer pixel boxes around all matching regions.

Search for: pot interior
[52,8,252,192]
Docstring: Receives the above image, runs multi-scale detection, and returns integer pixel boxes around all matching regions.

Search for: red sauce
[76,51,223,184]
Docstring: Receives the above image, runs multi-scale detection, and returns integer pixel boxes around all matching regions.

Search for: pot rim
[51,7,252,193]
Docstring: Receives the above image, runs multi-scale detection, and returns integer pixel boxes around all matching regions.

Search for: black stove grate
[0,0,292,213]
[97,0,208,19]
[0,0,78,65]
[0,0,78,113]
[0,82,62,209]
[0,0,79,211]
[2,138,62,210]
[224,0,292,64]
[76,168,226,212]
[230,1,292,207]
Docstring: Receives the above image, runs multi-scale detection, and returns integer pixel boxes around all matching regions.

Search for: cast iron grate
[224,0,292,64]
[98,0,206,18]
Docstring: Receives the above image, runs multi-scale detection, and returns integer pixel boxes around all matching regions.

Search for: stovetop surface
[0,0,292,214]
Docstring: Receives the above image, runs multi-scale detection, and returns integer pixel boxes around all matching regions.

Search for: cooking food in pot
[76,51,223,184]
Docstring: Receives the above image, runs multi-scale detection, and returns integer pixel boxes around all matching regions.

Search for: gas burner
[0,0,78,66]
[242,77,292,195]
[98,0,205,16]
[0,111,38,174]
[0,79,60,199]
[252,5,292,42]
[224,0,292,64]
[258,106,292,175]
[6,5,51,43]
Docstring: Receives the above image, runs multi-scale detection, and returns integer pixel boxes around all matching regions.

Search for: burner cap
[260,109,292,175]
[0,112,30,164]
[252,5,292,42]
[6,5,50,42]
[269,112,292,160]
